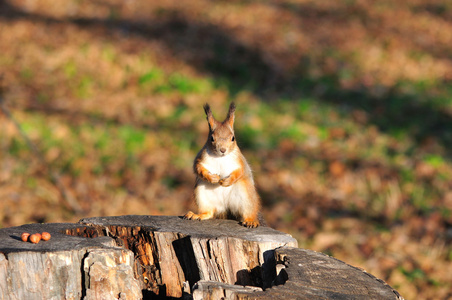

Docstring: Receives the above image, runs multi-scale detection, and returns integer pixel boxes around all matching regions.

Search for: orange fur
[219,161,244,187]
[240,179,260,227]
[195,157,220,184]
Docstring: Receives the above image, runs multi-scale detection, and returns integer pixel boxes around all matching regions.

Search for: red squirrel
[184,102,261,228]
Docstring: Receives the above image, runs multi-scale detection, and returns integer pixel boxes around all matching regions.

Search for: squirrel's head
[204,102,237,156]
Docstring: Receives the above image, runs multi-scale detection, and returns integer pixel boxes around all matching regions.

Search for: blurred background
[0,0,451,298]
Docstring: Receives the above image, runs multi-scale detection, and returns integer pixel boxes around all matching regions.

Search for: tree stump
[0,215,403,299]
[0,222,141,299]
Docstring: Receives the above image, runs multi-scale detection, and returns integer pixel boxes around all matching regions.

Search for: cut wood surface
[195,247,404,300]
[0,215,403,299]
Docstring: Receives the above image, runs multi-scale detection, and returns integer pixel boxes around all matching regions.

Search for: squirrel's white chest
[201,153,240,178]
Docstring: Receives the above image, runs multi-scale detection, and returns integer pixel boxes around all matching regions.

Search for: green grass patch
[118,125,147,153]
[399,267,426,282]
[63,60,78,79]
[280,124,306,141]
[76,76,94,99]
[139,68,212,96]
[168,73,200,94]
[8,137,27,156]
[101,44,117,62]
[139,69,164,86]
[20,68,34,80]
[236,125,262,150]
[423,154,444,168]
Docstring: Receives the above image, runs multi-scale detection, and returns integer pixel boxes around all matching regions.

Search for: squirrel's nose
[220,148,226,153]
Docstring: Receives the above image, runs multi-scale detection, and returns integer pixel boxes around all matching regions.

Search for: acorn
[41,232,51,241]
[21,232,30,242]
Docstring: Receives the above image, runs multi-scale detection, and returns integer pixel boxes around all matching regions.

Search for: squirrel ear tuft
[203,103,211,116]
[204,103,216,130]
[226,102,236,127]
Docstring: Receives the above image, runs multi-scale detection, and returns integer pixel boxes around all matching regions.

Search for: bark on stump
[0,215,403,299]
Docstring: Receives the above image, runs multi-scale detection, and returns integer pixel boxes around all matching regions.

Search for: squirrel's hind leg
[241,217,260,228]
[237,179,261,228]
[187,181,222,221]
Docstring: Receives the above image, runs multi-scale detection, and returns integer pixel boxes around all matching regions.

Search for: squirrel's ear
[225,102,236,128]
[204,103,216,130]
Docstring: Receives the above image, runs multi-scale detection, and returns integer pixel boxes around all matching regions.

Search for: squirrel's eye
[211,136,214,142]
[231,136,235,142]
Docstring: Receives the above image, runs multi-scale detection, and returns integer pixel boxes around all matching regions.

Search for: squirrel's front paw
[183,211,197,220]
[219,176,232,187]
[183,211,215,221]
[208,173,220,184]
